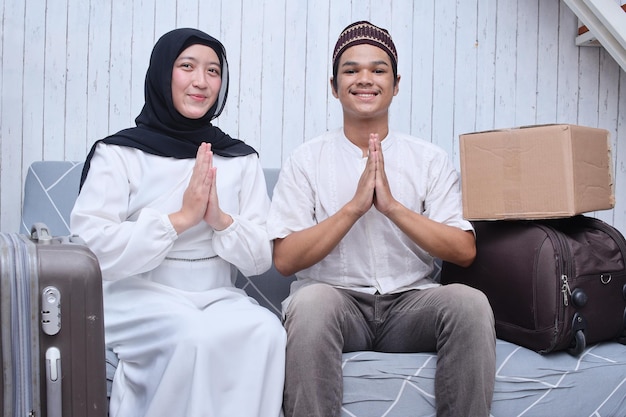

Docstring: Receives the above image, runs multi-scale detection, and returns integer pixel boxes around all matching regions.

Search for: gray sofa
[21,161,626,416]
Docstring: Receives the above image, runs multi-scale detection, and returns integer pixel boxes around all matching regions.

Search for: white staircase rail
[563,0,626,71]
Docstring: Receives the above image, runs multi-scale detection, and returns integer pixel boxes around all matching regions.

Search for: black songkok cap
[332,21,398,69]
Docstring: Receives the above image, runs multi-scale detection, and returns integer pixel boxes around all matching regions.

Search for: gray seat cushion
[20,161,626,416]
[21,161,83,236]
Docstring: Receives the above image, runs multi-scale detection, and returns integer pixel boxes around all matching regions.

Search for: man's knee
[439,284,495,332]
[288,284,345,314]
[284,284,346,333]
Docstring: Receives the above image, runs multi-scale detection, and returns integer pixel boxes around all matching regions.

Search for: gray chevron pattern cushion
[21,161,626,416]
[21,161,83,236]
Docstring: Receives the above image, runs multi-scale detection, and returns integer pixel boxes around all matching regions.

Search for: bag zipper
[536,221,573,351]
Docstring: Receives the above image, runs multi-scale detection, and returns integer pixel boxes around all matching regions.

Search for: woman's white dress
[71,143,286,417]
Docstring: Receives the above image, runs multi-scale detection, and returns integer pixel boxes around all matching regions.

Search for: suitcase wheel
[568,330,586,356]
[568,313,587,356]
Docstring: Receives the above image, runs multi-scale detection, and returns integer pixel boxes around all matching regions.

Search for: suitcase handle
[45,347,63,417]
[30,223,52,244]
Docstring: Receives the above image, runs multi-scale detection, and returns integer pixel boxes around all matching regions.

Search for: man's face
[171,44,222,119]
[331,43,400,121]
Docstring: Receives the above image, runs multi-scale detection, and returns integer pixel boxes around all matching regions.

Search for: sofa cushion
[20,161,626,417]
[21,161,83,236]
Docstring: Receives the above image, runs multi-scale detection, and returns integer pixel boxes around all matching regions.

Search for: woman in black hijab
[71,28,286,417]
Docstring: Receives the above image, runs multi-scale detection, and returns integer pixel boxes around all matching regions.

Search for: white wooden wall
[1,0,625,235]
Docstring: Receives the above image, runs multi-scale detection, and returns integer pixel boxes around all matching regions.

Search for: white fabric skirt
[104,262,286,417]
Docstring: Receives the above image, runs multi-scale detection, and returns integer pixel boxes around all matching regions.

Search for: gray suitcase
[0,223,107,417]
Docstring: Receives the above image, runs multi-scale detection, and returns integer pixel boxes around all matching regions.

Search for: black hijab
[79,28,256,189]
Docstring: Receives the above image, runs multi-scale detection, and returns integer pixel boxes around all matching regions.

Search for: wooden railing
[563,0,626,71]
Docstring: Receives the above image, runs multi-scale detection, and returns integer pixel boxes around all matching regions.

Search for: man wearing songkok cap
[267,20,496,417]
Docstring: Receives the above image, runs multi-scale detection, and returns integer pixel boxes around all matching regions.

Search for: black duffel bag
[441,215,626,355]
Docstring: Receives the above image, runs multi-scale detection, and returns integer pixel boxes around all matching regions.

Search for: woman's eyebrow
[175,56,220,66]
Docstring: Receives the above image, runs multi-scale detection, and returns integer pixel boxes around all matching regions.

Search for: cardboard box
[460,124,614,220]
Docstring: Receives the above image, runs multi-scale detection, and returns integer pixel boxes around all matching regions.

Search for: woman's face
[171,44,222,119]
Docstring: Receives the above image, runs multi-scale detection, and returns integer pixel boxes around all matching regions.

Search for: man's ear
[330,77,339,98]
[393,74,401,96]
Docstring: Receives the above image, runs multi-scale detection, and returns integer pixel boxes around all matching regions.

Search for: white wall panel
[1,0,625,236]
[176,0,200,29]
[557,4,581,123]
[515,0,539,126]
[388,1,414,136]
[259,0,286,168]
[155,0,176,38]
[23,0,46,163]
[216,0,242,138]
[536,0,560,124]
[239,0,264,153]
[494,0,518,129]
[130,0,157,133]
[1,0,26,233]
[578,47,601,128]
[431,1,457,157]
[409,1,435,139]
[65,0,90,162]
[304,0,331,141]
[43,0,68,161]
[453,0,479,164]
[110,1,134,135]
[85,1,112,157]
[280,1,307,161]
[474,0,497,132]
